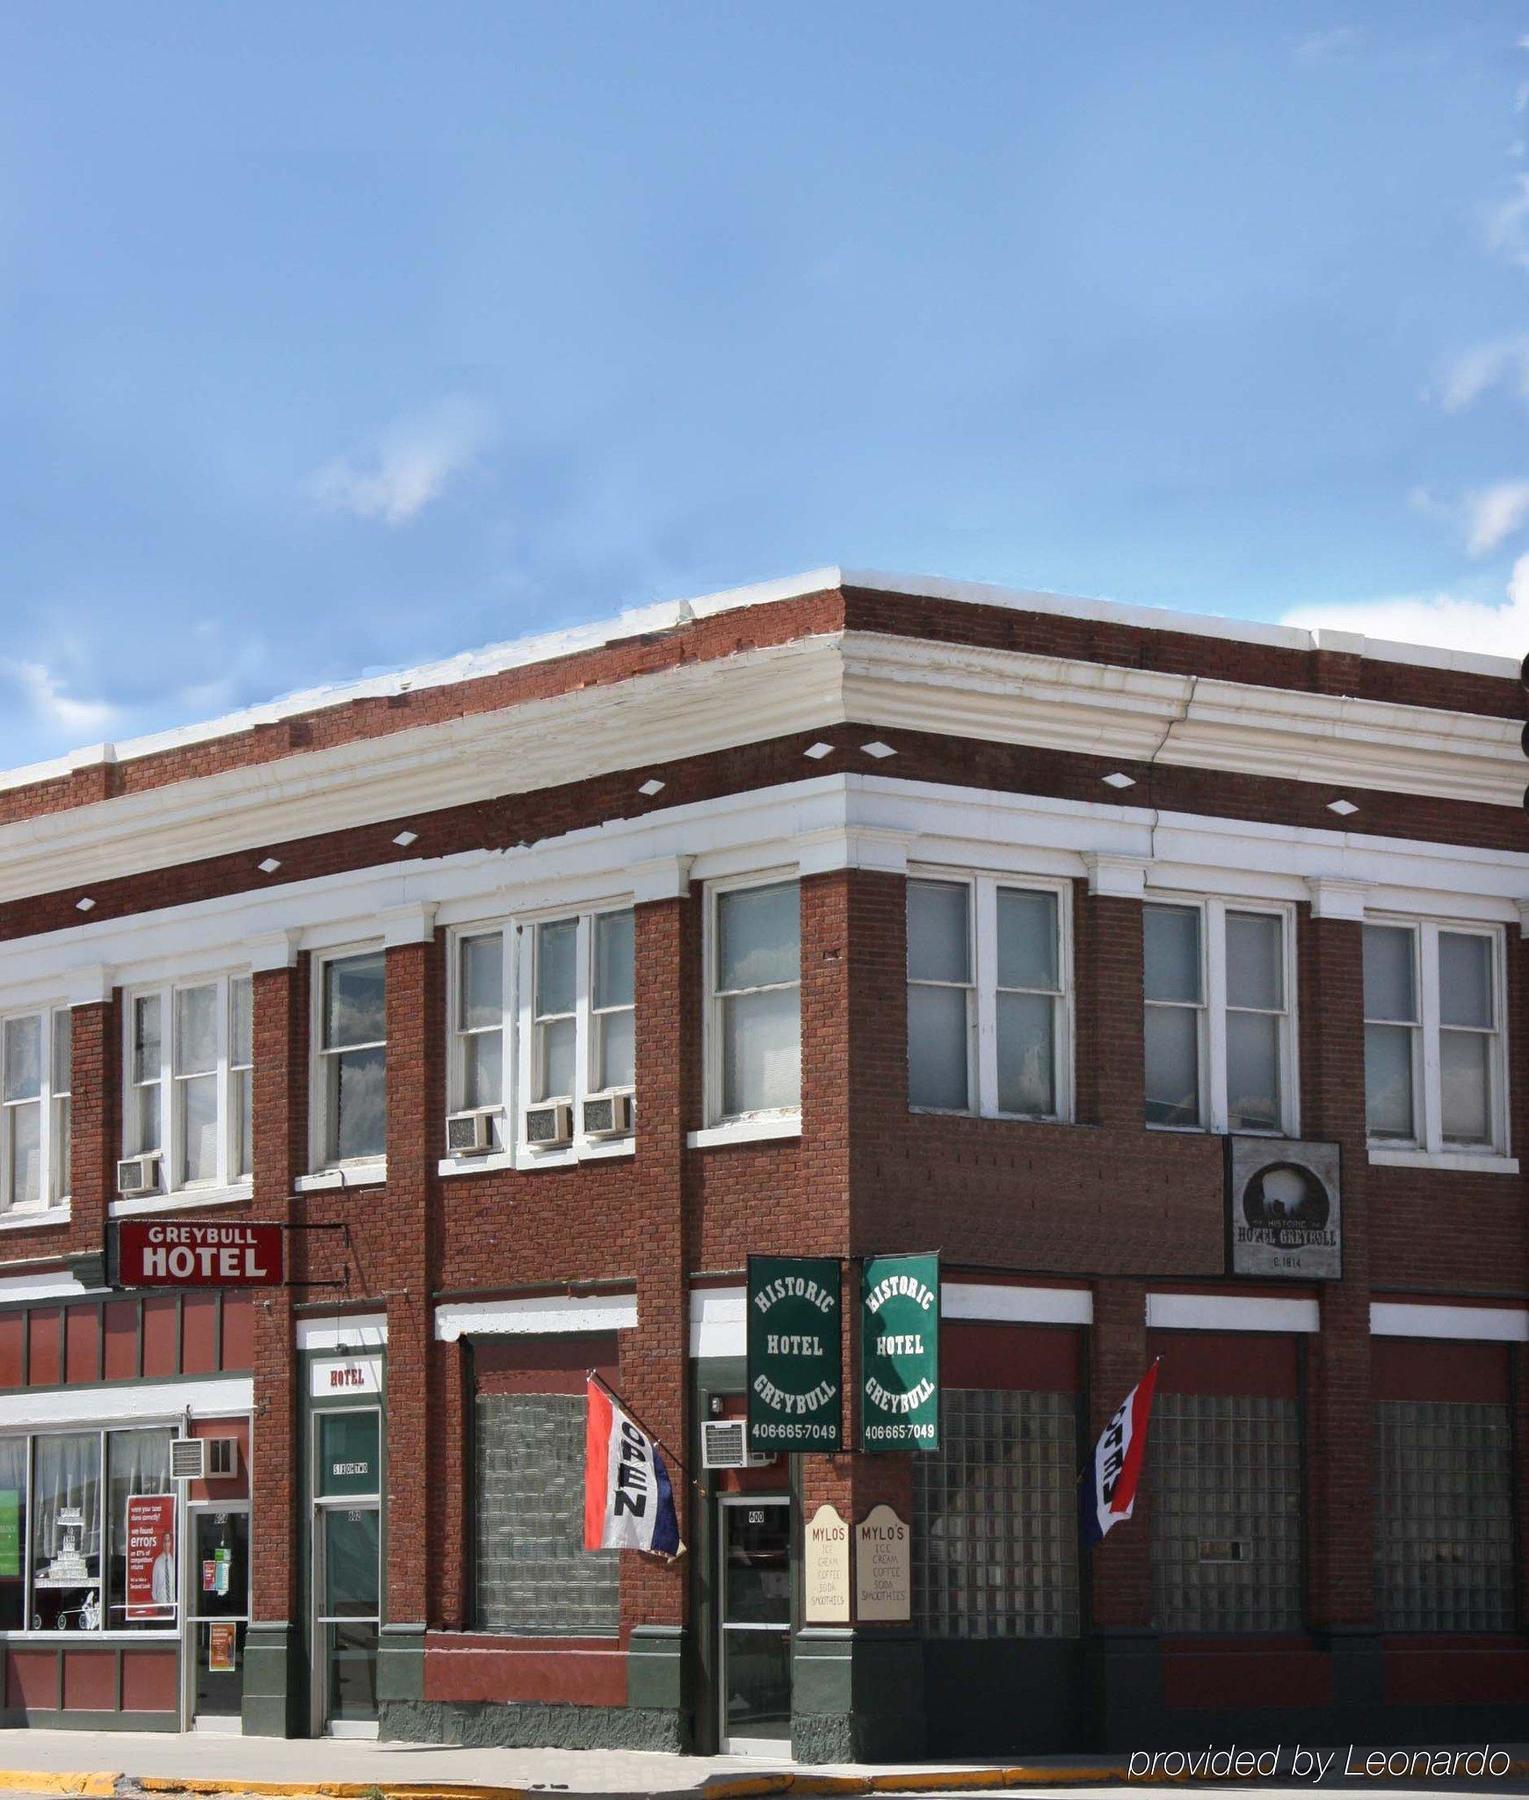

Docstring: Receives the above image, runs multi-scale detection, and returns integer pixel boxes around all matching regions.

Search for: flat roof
[4,566,1517,795]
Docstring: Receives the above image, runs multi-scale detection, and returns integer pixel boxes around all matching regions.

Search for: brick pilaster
[1079,894,1145,1130]
[1088,1278,1152,1629]
[67,995,115,1262]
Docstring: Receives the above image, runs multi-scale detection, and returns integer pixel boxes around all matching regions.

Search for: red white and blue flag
[1081,1360,1160,1546]
[583,1377,682,1558]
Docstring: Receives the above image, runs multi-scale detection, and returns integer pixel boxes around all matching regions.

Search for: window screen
[475,1393,617,1634]
[913,1389,1079,1638]
[1151,1393,1303,1631]
[1373,1400,1514,1631]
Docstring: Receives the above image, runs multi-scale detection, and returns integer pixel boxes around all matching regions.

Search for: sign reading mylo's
[860,1252,940,1452]
[1226,1136,1341,1281]
[746,1254,842,1452]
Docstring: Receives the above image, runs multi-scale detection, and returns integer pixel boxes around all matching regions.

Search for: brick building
[0,567,1523,1755]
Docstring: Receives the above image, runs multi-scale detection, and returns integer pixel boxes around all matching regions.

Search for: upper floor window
[1363,920,1505,1155]
[906,876,1070,1120]
[447,908,635,1154]
[1144,900,1294,1135]
[123,977,251,1193]
[708,879,800,1121]
[1,1009,70,1216]
[314,951,385,1169]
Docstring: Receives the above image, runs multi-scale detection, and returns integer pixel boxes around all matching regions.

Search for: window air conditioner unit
[582,1094,633,1139]
[701,1420,774,1471]
[525,1102,574,1148]
[117,1154,160,1199]
[446,1110,498,1156]
[170,1438,206,1481]
[206,1436,239,1478]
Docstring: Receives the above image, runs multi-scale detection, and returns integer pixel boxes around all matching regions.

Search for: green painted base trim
[0,1710,177,1732]
[243,1623,304,1739]
[380,1698,684,1753]
[377,1628,426,1706]
[627,1625,685,1713]
[791,1630,926,1764]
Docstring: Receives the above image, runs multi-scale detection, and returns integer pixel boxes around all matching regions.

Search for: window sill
[297,1159,387,1193]
[687,1115,802,1150]
[0,1204,69,1232]
[436,1140,635,1177]
[1368,1148,1519,1175]
[110,1183,254,1219]
[909,1106,1075,1126]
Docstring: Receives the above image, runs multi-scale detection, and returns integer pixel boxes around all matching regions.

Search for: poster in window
[125,1494,177,1621]
[1226,1136,1341,1280]
[208,1620,237,1673]
[0,1491,18,1578]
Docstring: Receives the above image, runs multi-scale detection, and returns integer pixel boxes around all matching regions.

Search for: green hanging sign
[860,1252,941,1452]
[746,1254,843,1452]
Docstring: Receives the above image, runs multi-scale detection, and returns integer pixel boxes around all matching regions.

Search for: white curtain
[32,1432,101,1566]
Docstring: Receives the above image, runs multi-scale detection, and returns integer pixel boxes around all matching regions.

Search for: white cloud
[1293,26,1363,63]
[1464,479,1529,554]
[309,398,494,526]
[1484,173,1529,268]
[1281,556,1529,658]
[3,661,119,738]
[1438,335,1529,411]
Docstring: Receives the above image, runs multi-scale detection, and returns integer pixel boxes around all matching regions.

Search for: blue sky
[2,4,1529,767]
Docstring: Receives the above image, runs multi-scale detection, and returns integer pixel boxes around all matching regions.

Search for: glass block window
[913,1389,1079,1638]
[1151,1393,1303,1631]
[475,1393,617,1634]
[1373,1400,1514,1631]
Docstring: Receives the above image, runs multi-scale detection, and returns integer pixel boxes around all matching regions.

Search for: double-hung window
[1363,920,1506,1156]
[315,951,386,1169]
[906,876,1071,1120]
[0,1009,70,1216]
[1144,900,1294,1134]
[446,908,637,1155]
[708,879,800,1122]
[123,977,253,1194]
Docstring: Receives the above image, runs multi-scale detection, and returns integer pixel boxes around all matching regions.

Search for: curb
[0,1778,118,1798]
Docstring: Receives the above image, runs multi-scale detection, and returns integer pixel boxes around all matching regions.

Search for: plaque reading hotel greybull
[1227,1136,1341,1281]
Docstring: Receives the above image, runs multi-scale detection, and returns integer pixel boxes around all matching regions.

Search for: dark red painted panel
[103,1301,138,1381]
[64,1306,98,1386]
[1372,1338,1509,1404]
[119,1648,178,1713]
[62,1648,116,1711]
[141,1297,178,1379]
[27,1309,60,1387]
[943,1322,1082,1392]
[181,1294,217,1376]
[220,1295,253,1371]
[0,1312,23,1389]
[423,1637,624,1706]
[1385,1642,1529,1705]
[1162,1642,1331,1710]
[1150,1329,1300,1399]
[188,1416,250,1503]
[475,1331,618,1394]
[7,1648,59,1710]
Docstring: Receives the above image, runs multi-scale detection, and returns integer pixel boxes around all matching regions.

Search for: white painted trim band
[1146,1293,1320,1334]
[1370,1302,1529,1343]
[296,1313,389,1352]
[689,1286,746,1359]
[942,1283,1093,1325]
[0,1375,252,1429]
[435,1292,638,1342]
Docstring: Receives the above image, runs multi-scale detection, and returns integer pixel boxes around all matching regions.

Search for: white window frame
[703,872,801,1131]
[309,945,386,1177]
[0,1007,70,1218]
[906,870,1074,1123]
[1363,915,1508,1160]
[120,974,253,1197]
[441,904,637,1167]
[1143,895,1298,1138]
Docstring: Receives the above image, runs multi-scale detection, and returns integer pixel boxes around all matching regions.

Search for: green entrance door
[312,1409,382,1738]
[719,1497,792,1753]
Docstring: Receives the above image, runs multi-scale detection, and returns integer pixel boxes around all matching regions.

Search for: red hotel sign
[117,1221,284,1288]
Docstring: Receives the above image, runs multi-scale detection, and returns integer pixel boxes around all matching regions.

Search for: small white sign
[804,1503,850,1623]
[855,1503,910,1622]
[310,1355,382,1398]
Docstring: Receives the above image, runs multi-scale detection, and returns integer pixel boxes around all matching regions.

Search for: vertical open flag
[1081,1359,1161,1547]
[583,1376,683,1559]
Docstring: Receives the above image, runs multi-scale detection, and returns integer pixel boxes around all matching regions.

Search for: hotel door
[310,1409,382,1738]
[186,1504,250,1732]
[718,1496,792,1754]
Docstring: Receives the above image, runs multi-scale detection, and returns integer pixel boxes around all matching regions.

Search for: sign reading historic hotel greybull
[860,1252,940,1452]
[1226,1136,1341,1281]
[747,1254,842,1452]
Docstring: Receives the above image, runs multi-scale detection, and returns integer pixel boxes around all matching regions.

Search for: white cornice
[0,629,1517,913]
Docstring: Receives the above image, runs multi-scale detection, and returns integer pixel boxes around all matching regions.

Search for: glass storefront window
[31,1432,102,1631]
[0,1437,26,1629]
[106,1427,174,1631]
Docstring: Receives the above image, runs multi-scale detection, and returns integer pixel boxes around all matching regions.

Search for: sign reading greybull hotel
[1226,1136,1341,1281]
[860,1252,940,1452]
[746,1254,843,1451]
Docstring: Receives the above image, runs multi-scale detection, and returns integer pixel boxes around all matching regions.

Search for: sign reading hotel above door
[1226,1136,1342,1281]
[860,1252,940,1452]
[117,1221,285,1288]
[746,1255,843,1452]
